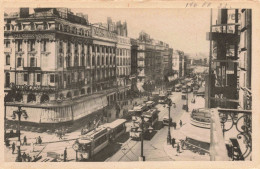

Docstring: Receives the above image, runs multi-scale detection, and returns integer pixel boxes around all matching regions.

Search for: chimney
[20,8,29,18]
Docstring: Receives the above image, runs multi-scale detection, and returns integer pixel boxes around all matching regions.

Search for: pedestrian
[27,154,31,162]
[38,136,42,144]
[172,138,176,148]
[173,122,177,130]
[59,131,63,140]
[64,147,67,162]
[180,120,183,128]
[177,143,180,154]
[81,128,84,135]
[23,136,27,145]
[12,142,15,154]
[22,152,26,161]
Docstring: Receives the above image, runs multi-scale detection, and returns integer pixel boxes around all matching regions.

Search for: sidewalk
[5,129,82,162]
[163,100,210,161]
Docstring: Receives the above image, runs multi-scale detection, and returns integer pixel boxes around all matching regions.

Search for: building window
[5,72,10,87]
[17,58,22,67]
[28,40,35,51]
[16,40,23,52]
[24,73,28,82]
[5,40,10,48]
[41,40,48,52]
[37,74,41,82]
[50,74,55,83]
[30,57,36,67]
[6,55,10,65]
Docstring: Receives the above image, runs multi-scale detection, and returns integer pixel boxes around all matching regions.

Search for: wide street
[105,91,193,162]
[5,91,195,162]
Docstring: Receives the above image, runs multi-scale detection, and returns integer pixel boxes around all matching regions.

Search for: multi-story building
[136,31,173,89]
[172,50,187,78]
[3,8,124,127]
[115,35,131,100]
[206,9,252,161]
[206,9,241,109]
[238,9,252,110]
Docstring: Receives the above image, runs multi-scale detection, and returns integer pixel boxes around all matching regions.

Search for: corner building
[4,8,120,127]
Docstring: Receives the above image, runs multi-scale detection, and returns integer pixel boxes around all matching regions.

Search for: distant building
[135,31,173,89]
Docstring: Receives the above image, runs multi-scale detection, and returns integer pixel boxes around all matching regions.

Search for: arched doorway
[15,92,23,102]
[66,92,72,99]
[81,88,85,95]
[87,88,91,94]
[59,93,64,99]
[27,93,36,103]
[40,94,49,103]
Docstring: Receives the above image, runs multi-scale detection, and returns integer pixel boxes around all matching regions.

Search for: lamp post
[186,91,189,112]
[11,106,28,162]
[166,98,172,145]
[138,115,152,162]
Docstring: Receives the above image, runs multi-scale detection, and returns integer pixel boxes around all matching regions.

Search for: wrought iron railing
[218,108,252,159]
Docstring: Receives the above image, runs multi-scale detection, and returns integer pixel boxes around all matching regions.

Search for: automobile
[162,116,172,126]
[145,101,156,109]
[36,128,46,133]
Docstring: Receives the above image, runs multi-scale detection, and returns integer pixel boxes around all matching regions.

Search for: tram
[142,109,159,127]
[105,119,127,141]
[75,126,109,160]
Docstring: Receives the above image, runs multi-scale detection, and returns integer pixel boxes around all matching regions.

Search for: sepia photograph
[1,1,259,168]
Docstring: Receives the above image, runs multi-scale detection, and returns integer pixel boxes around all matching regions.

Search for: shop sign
[13,33,55,40]
[91,27,117,41]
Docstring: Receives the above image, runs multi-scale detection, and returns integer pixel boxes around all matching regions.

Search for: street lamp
[164,98,173,145]
[11,106,28,162]
[138,115,153,162]
[186,91,189,112]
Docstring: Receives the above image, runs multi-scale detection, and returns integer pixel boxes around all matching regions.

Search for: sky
[6,8,214,57]
[73,8,212,56]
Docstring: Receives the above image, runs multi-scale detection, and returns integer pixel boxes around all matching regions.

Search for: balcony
[210,108,252,161]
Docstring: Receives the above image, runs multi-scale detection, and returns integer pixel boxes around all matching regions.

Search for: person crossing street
[12,142,15,154]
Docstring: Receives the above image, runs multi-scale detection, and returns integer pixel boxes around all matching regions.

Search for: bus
[105,119,127,142]
[158,94,167,104]
[142,109,159,127]
[75,126,109,161]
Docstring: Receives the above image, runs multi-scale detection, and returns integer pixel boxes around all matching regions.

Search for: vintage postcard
[0,0,259,169]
